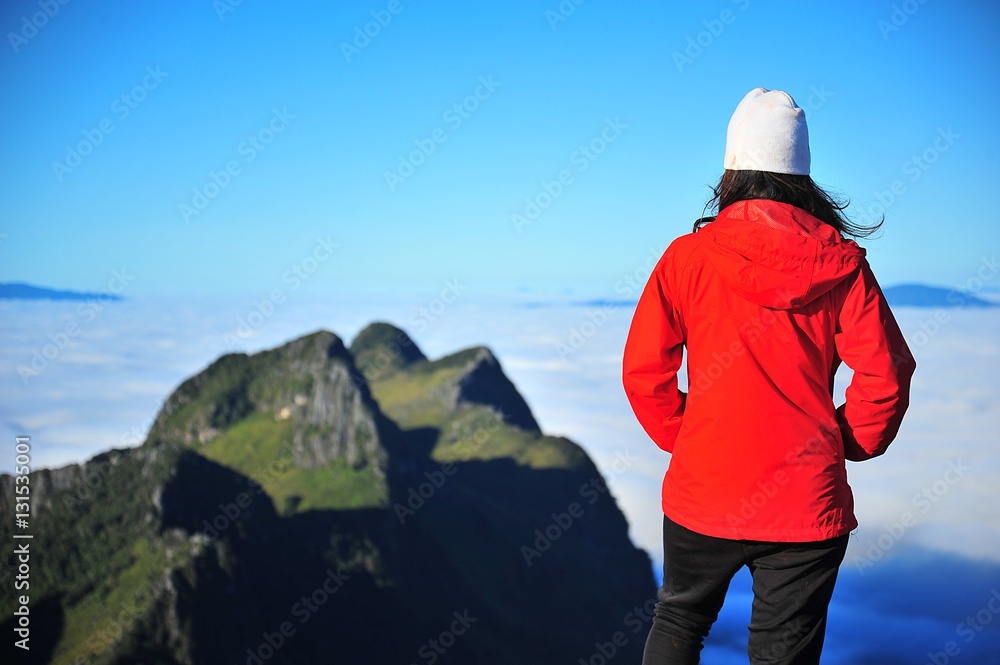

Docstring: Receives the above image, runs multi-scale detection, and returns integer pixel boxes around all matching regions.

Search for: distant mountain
[523,284,998,312]
[571,299,637,308]
[882,284,997,308]
[557,285,998,310]
[0,324,654,664]
[0,282,123,301]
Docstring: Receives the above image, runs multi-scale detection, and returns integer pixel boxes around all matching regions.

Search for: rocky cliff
[0,324,655,664]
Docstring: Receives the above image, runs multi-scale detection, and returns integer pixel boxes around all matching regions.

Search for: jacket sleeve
[622,250,687,453]
[834,259,916,461]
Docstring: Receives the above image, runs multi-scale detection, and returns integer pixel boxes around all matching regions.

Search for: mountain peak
[444,345,540,432]
[145,328,398,506]
[280,329,351,359]
[882,283,998,308]
[0,323,655,663]
[0,281,125,301]
[350,322,427,379]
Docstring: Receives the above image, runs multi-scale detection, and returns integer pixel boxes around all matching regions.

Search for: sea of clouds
[1,290,998,663]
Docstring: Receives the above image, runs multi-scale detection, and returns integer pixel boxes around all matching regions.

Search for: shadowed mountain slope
[1,324,655,664]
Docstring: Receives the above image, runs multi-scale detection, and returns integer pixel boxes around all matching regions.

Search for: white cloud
[1,292,998,662]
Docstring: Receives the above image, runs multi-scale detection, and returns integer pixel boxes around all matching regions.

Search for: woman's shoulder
[649,231,711,282]
[664,229,710,263]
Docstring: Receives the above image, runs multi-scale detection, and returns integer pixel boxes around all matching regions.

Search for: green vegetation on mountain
[147,330,394,514]
[351,323,581,470]
[0,445,197,665]
[1,323,654,665]
[191,411,386,513]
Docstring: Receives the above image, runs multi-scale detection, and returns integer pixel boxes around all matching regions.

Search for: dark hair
[693,170,882,239]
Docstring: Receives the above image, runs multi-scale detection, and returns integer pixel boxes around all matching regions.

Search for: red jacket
[623,199,915,541]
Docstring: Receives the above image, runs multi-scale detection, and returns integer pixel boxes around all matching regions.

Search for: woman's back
[626,197,912,541]
[627,87,916,665]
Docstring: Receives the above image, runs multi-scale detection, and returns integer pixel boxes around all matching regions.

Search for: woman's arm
[623,253,687,453]
[834,260,916,461]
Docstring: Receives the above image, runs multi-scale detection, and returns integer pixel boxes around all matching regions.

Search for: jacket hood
[698,199,866,309]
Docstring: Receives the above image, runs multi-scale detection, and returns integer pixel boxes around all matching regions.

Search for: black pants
[642,515,849,665]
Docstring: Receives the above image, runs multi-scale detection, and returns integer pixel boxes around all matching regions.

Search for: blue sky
[1,0,998,297]
[1,5,999,660]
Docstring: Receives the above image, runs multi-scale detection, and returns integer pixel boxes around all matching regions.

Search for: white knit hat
[724,87,810,175]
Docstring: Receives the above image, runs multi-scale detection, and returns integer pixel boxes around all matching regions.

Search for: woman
[623,88,915,664]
